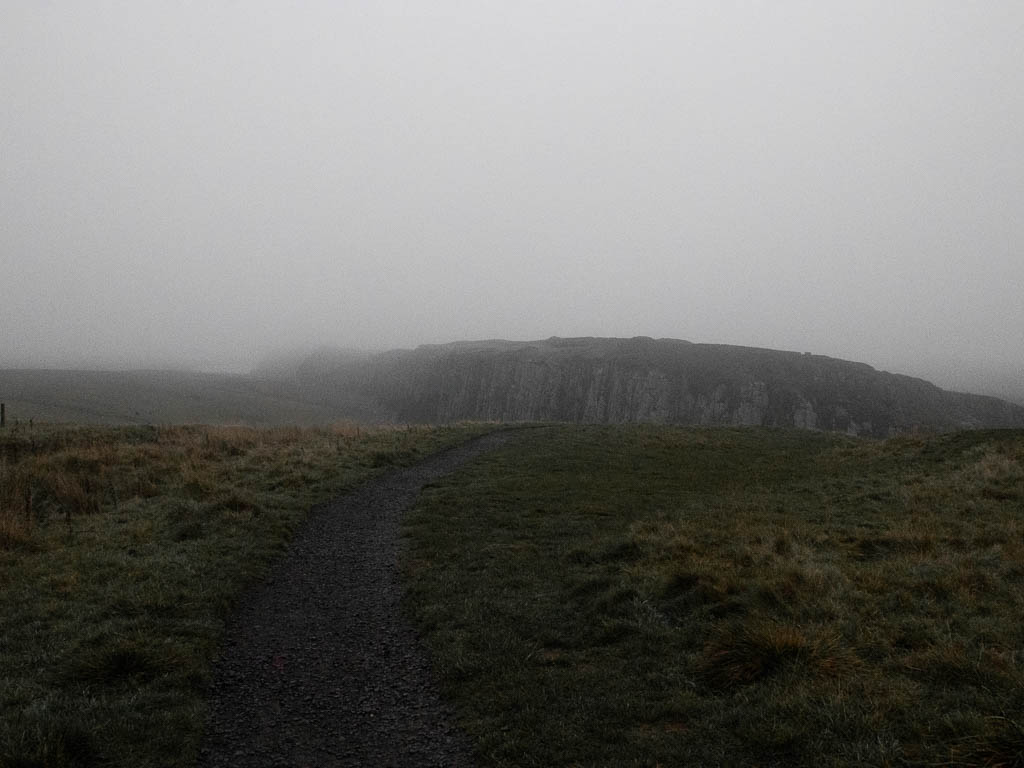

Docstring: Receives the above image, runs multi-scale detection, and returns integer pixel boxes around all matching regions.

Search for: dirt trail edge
[196,430,515,768]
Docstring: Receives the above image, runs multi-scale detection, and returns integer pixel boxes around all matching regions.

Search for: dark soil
[196,430,513,767]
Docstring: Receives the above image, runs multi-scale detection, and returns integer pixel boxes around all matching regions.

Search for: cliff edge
[296,337,1024,437]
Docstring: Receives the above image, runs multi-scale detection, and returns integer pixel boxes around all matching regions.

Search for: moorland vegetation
[3,419,1022,766]
[0,421,492,767]
[404,424,1024,766]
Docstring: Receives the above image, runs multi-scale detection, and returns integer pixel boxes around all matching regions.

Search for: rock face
[299,337,1024,437]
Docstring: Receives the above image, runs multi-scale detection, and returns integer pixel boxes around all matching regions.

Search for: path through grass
[0,421,494,767]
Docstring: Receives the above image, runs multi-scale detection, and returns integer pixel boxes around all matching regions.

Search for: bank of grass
[0,421,494,768]
[403,425,1024,767]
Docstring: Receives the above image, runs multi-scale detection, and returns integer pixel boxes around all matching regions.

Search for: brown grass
[700,619,860,687]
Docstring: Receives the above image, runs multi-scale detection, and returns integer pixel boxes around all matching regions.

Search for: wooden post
[1,402,5,428]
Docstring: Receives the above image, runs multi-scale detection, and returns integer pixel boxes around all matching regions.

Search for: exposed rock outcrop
[298,337,1024,437]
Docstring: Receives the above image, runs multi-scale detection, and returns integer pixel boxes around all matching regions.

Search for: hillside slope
[4,338,1021,434]
[0,369,376,426]
[297,337,1024,437]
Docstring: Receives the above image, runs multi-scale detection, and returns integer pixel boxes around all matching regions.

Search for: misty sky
[2,2,1022,395]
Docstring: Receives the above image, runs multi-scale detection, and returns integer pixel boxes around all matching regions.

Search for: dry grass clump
[0,458,33,549]
[700,619,859,687]
[0,422,454,550]
[960,445,1023,502]
[928,716,1024,768]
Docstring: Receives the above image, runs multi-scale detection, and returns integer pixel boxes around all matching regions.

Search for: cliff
[298,337,1024,437]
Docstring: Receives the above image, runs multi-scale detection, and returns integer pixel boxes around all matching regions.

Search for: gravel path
[196,430,513,767]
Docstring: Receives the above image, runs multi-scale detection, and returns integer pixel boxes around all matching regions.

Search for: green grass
[0,369,357,426]
[402,425,1024,767]
[0,421,495,768]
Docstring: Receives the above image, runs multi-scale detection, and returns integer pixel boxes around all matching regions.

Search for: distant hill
[291,337,1024,437]
[4,338,1022,435]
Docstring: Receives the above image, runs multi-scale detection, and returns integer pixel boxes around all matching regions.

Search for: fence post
[1,402,5,428]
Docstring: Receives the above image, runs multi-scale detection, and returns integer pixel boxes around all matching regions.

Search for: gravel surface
[196,430,513,767]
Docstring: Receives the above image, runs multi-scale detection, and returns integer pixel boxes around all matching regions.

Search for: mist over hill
[3,337,1021,434]
[290,337,1024,438]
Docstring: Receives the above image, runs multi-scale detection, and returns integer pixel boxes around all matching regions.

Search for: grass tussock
[700,620,859,688]
[0,420,495,768]
[402,425,1024,767]
[947,717,1024,768]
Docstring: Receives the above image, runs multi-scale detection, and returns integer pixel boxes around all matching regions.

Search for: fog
[3,2,1022,400]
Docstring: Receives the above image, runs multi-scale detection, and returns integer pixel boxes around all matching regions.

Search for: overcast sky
[2,2,1022,396]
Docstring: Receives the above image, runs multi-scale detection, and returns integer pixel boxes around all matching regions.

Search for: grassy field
[0,421,494,768]
[0,369,385,426]
[402,425,1024,767]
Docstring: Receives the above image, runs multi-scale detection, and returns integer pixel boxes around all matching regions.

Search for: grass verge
[0,421,495,767]
[402,425,1024,767]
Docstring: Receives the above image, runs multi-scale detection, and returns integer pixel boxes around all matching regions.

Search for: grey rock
[296,337,1024,438]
